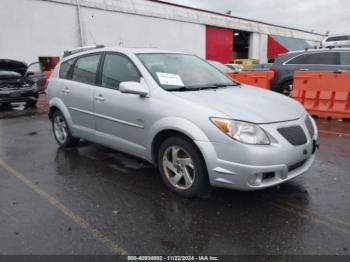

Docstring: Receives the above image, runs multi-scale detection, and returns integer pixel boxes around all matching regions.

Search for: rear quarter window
[59,59,75,79]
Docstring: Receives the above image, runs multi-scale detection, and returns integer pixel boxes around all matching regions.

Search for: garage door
[206,26,233,64]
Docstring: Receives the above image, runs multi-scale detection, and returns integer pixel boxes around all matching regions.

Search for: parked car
[48,46,318,197]
[225,63,243,72]
[322,34,350,48]
[207,60,233,73]
[270,48,350,96]
[0,59,43,108]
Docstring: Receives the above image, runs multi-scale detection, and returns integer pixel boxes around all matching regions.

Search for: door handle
[95,94,105,102]
[62,87,70,94]
[299,69,309,71]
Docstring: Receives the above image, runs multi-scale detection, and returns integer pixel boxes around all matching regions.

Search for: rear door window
[101,53,141,90]
[71,54,101,84]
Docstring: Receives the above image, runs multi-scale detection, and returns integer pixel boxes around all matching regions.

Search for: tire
[280,81,293,97]
[26,100,37,108]
[157,136,210,198]
[52,110,79,148]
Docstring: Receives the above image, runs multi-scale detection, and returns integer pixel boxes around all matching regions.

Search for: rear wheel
[52,111,79,148]
[281,81,293,97]
[157,136,210,198]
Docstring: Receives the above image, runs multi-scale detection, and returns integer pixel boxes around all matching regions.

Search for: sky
[162,0,350,35]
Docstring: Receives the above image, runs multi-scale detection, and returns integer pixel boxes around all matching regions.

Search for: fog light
[249,173,263,186]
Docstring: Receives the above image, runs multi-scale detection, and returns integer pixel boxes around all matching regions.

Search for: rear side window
[59,59,75,79]
[340,52,350,65]
[71,54,101,84]
[287,52,338,65]
[101,53,141,89]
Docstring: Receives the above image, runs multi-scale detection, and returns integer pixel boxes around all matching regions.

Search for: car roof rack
[63,44,105,58]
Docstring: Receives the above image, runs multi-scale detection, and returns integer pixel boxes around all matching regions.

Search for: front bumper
[0,88,38,104]
[196,115,318,190]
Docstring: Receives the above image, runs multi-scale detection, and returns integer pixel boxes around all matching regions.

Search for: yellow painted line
[318,130,350,137]
[271,199,350,235]
[0,158,128,256]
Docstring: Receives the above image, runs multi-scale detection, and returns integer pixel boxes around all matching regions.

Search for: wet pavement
[0,111,349,256]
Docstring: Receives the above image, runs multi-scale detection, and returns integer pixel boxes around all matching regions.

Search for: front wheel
[157,136,210,198]
[52,111,79,148]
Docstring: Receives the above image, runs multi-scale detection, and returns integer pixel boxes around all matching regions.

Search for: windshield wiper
[192,82,240,90]
[167,82,240,92]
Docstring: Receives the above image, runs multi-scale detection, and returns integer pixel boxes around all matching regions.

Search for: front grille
[278,125,307,146]
[305,115,315,138]
[288,159,307,172]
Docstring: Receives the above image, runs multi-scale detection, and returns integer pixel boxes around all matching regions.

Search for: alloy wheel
[54,115,68,144]
[162,145,195,190]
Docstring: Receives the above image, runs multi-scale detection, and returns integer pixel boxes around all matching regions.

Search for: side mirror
[119,81,149,97]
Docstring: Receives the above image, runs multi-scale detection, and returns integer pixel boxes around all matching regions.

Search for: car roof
[325,34,350,38]
[61,46,187,61]
[286,47,350,54]
[273,48,350,64]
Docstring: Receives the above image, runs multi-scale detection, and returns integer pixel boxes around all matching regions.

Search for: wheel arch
[148,117,211,166]
[279,78,294,93]
[48,97,73,127]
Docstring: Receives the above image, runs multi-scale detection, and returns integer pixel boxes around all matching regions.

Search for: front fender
[146,117,212,162]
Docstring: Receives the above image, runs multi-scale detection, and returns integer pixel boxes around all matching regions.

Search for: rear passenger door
[61,53,101,141]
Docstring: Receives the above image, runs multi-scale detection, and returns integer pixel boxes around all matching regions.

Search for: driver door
[94,52,151,159]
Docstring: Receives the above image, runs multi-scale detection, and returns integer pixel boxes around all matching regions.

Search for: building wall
[81,7,205,57]
[0,0,80,63]
[0,0,323,64]
[0,0,205,63]
[249,33,268,63]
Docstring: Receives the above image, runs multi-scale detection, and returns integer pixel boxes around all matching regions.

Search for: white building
[0,0,324,64]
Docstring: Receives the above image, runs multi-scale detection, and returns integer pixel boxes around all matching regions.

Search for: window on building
[71,55,100,84]
[101,54,140,90]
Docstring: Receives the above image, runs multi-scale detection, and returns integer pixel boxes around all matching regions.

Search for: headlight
[211,118,270,145]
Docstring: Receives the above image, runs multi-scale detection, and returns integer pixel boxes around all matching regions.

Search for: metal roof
[271,35,312,51]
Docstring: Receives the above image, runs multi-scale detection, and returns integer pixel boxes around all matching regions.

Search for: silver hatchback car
[48,46,318,197]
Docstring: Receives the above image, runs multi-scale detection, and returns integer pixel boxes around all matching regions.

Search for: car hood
[0,59,27,76]
[172,85,305,124]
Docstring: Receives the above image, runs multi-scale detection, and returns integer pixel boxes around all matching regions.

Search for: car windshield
[207,60,232,73]
[137,53,238,91]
